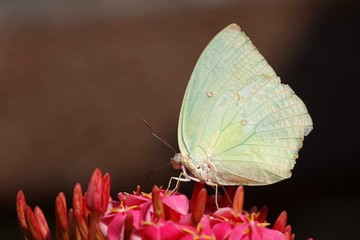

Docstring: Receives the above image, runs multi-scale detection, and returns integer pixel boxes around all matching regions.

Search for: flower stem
[89,212,97,240]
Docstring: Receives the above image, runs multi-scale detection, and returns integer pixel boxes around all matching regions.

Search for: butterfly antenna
[142,119,177,153]
[143,162,172,187]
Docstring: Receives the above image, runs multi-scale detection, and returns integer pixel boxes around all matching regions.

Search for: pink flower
[180,215,215,240]
[272,211,296,240]
[99,200,141,240]
[100,186,189,240]
[132,218,184,240]
[16,168,314,240]
[210,186,286,240]
[210,186,246,239]
[228,213,286,240]
[132,186,188,239]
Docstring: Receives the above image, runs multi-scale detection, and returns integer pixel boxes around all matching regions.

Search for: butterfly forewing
[178,23,312,185]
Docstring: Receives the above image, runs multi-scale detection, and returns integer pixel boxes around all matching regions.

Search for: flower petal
[212,207,234,219]
[108,213,127,240]
[212,221,232,240]
[256,225,286,240]
[162,194,189,216]
[119,193,149,207]
[228,224,249,240]
[134,220,184,240]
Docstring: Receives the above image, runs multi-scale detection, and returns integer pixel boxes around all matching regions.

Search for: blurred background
[1,0,359,238]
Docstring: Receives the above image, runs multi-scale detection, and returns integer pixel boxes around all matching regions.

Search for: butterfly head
[171,153,185,170]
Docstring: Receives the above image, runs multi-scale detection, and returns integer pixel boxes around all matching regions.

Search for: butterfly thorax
[184,156,219,184]
[172,152,219,184]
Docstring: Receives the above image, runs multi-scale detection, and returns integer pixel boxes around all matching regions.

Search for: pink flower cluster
[16,168,314,240]
[100,184,298,240]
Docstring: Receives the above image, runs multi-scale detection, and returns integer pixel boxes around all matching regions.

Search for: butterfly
[170,23,313,191]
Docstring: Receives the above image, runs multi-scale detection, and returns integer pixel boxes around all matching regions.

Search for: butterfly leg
[166,166,201,194]
[206,181,220,209]
[180,166,222,209]
[222,186,233,206]
[166,172,190,195]
[181,165,201,183]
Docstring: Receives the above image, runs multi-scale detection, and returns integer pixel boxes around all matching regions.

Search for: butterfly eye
[170,153,183,170]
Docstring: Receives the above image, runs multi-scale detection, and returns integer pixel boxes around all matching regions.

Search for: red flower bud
[25,206,43,240]
[273,211,288,232]
[34,206,50,240]
[233,186,244,214]
[67,209,78,239]
[284,225,295,240]
[257,206,268,223]
[87,168,104,212]
[17,191,51,240]
[152,186,165,221]
[124,213,134,240]
[135,185,141,196]
[192,188,207,227]
[73,183,88,239]
[101,173,111,213]
[55,192,69,240]
[16,190,30,237]
[220,186,236,208]
[189,183,204,212]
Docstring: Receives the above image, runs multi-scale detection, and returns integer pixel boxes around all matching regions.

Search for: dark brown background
[1,1,359,239]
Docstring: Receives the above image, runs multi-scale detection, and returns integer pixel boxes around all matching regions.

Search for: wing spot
[241,120,248,125]
[266,75,275,81]
[206,91,213,98]
[237,92,244,101]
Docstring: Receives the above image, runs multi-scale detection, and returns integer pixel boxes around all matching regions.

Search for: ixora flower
[16,168,314,240]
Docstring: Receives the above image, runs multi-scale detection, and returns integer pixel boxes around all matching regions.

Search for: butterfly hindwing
[178,24,312,185]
